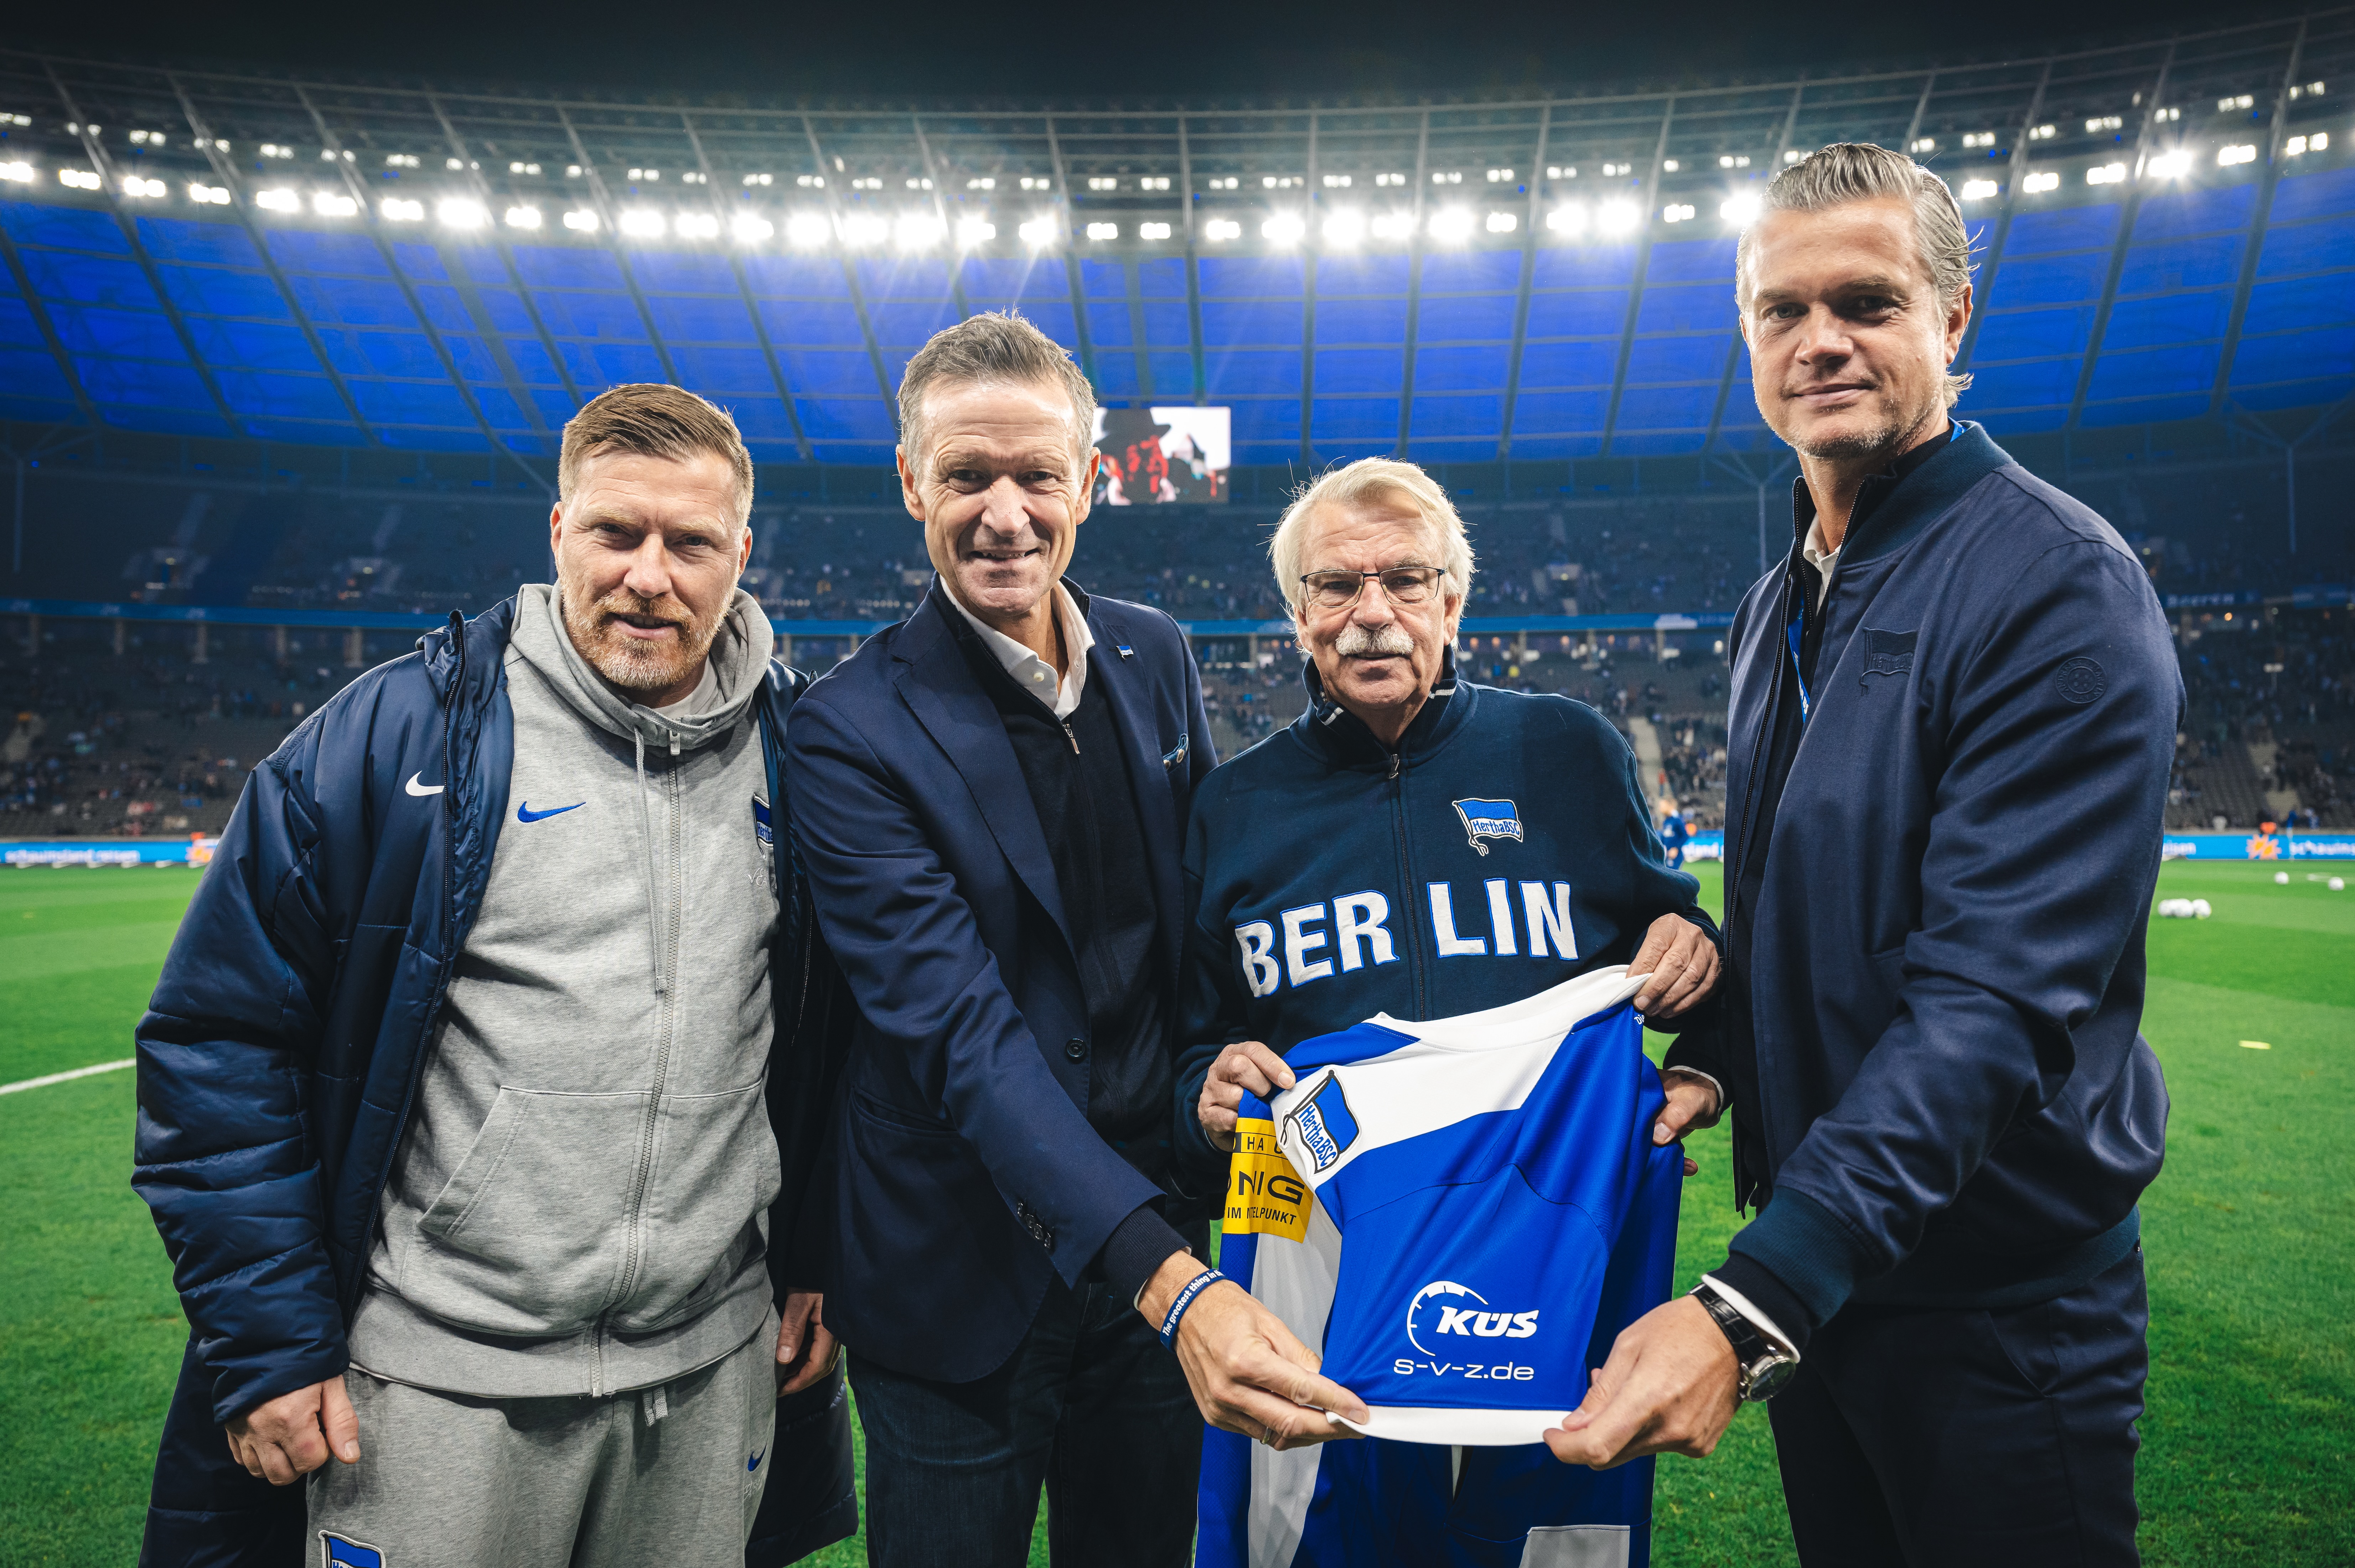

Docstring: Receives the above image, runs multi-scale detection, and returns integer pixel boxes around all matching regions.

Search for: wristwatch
[1690,1281,1798,1402]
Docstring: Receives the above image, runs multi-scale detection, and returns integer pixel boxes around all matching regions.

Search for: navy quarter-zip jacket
[1677,421,2184,1338]
[1173,658,1714,1188]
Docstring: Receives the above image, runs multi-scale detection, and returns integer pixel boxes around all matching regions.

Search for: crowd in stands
[1,628,375,836]
[17,452,2349,633]
[2169,609,2355,829]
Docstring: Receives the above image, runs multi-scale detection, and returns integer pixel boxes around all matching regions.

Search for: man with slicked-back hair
[134,384,857,1568]
[787,312,1366,1568]
[1544,144,2180,1568]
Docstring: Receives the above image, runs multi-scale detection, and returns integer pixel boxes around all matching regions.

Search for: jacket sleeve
[783,692,1163,1291]
[1170,776,1252,1190]
[132,727,348,1426]
[1723,539,2180,1329]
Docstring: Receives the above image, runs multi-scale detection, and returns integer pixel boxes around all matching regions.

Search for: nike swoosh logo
[517,801,585,823]
[404,773,444,796]
[747,1447,765,1472]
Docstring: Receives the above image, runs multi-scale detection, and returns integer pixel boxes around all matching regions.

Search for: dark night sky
[20,0,2267,103]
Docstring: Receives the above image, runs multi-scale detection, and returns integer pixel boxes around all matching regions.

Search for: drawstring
[633,731,666,996]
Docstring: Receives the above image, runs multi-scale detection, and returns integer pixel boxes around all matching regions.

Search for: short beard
[1787,397,1940,466]
[559,578,724,699]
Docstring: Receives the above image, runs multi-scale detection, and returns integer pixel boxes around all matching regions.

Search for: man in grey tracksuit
[259,386,844,1566]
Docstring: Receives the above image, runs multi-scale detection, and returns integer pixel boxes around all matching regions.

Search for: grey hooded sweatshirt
[348,584,783,1398]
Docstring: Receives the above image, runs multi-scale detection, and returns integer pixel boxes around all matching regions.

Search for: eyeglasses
[1299,566,1444,611]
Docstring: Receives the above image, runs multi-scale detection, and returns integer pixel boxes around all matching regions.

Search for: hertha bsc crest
[1452,798,1524,857]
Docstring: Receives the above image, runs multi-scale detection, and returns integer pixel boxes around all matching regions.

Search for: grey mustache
[1334,623,1416,657]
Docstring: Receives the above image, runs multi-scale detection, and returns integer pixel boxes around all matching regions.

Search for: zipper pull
[1387,752,1401,781]
[1062,721,1080,754]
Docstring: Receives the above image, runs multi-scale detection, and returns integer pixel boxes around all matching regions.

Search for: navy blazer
[785,580,1215,1383]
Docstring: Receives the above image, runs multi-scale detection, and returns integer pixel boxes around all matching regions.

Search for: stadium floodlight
[2022,171,2060,193]
[1427,207,1474,242]
[58,167,102,191]
[120,175,167,199]
[1138,220,1173,240]
[897,213,947,249]
[1662,203,1696,223]
[255,187,300,212]
[731,213,774,243]
[1960,178,1999,200]
[1262,213,1305,245]
[438,197,488,228]
[1369,211,1414,240]
[381,197,425,221]
[787,211,831,247]
[562,208,600,232]
[1596,198,1639,235]
[2086,162,2127,185]
[618,208,665,238]
[2146,149,2192,179]
[1202,217,1242,242]
[312,191,359,218]
[189,182,231,204]
[675,212,720,240]
[2218,144,2257,166]
[955,215,996,248]
[1545,202,1587,234]
[1720,192,1762,225]
[2287,132,2328,155]
[504,204,542,228]
[1321,209,1366,246]
[1485,210,1518,233]
[842,213,889,247]
[1018,214,1060,247]
[1086,220,1120,242]
[0,161,34,184]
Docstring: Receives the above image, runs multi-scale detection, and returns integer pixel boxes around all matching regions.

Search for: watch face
[1746,1356,1798,1402]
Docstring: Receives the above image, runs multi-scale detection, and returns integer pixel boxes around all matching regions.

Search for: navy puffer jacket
[131,597,857,1567]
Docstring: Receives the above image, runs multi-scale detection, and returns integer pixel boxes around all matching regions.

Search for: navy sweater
[1173,657,1713,1190]
[1673,422,2183,1346]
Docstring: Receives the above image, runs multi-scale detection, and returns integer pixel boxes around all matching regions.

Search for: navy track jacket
[131,597,857,1568]
[1173,655,1714,1189]
[1678,422,2184,1328]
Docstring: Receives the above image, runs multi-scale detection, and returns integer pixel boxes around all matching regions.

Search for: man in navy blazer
[786,313,1364,1567]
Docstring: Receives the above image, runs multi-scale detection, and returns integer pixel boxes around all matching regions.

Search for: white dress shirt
[944,580,1094,720]
[1802,518,1841,612]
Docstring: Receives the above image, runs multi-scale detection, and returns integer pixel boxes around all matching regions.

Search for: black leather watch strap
[1690,1281,1797,1402]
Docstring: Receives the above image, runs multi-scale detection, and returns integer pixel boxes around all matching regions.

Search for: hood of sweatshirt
[510,581,775,996]
[510,581,775,753]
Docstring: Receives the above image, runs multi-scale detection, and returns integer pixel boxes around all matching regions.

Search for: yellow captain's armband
[1222,1118,1312,1242]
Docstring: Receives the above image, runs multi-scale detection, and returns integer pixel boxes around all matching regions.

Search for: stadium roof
[1,9,2351,469]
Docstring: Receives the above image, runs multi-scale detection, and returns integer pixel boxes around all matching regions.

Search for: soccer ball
[2332,878,2346,892]
[2192,899,2212,918]
[2274,871,2290,885]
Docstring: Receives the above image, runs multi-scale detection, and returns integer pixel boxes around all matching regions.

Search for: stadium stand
[2,15,2351,838]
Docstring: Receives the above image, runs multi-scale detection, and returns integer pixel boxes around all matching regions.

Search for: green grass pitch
[2,858,2349,1564]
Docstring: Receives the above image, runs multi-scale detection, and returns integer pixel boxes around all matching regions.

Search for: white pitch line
[0,1058,137,1095]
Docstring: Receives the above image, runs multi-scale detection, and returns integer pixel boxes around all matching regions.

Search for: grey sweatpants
[309,1319,778,1568]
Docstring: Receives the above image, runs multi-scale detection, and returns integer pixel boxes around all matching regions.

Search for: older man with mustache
[1176,456,1723,1566]
[133,384,855,1568]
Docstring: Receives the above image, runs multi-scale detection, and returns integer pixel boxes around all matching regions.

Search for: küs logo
[1404,1281,1540,1354]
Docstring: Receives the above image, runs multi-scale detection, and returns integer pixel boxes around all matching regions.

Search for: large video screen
[1093,406,1230,505]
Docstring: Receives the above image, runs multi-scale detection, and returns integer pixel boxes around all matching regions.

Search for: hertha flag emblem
[1451,798,1524,857]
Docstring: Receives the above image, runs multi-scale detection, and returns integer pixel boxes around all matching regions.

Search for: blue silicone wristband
[1158,1268,1229,1349]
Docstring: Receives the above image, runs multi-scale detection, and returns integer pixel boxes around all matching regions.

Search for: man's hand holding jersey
[1139,1252,1369,1449]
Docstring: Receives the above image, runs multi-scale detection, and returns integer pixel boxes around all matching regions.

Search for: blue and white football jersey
[1199,965,1682,1568]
